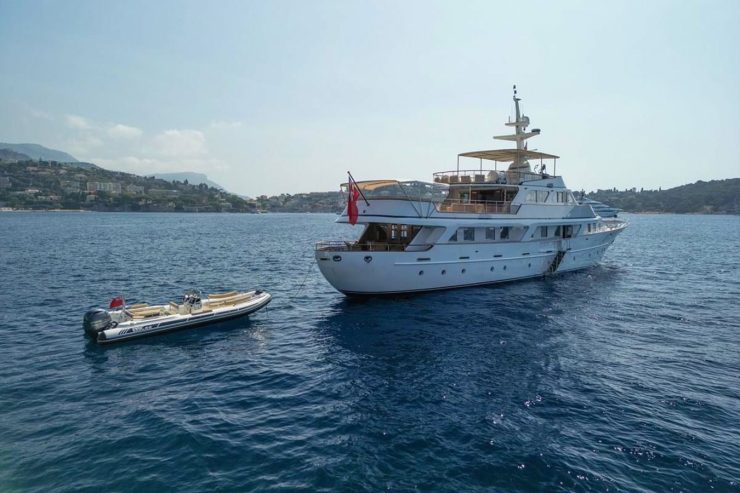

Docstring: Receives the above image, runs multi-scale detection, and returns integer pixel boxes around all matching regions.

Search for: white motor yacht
[315,87,627,295]
[578,196,622,218]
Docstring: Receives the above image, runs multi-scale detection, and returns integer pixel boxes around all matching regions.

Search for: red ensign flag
[109,296,125,309]
[348,182,359,225]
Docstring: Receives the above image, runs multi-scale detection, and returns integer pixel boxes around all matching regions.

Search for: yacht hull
[316,228,622,295]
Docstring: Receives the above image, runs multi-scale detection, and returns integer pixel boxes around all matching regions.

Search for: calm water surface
[0,212,738,492]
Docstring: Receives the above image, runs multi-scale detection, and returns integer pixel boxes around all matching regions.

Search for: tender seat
[129,306,164,318]
[206,292,254,308]
[207,291,239,299]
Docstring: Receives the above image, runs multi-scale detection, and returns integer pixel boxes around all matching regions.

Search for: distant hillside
[152,172,224,190]
[254,191,343,213]
[0,149,31,162]
[66,161,102,170]
[0,143,78,163]
[587,179,740,214]
[0,160,256,212]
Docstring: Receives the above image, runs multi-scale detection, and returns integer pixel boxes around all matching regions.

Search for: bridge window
[527,190,551,203]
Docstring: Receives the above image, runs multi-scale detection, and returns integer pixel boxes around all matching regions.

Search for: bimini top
[458,149,559,161]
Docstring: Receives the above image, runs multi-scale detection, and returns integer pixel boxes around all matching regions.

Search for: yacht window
[401,224,409,238]
[485,227,496,240]
[527,190,537,202]
[391,224,398,240]
[500,227,510,240]
[587,223,591,233]
[555,225,562,237]
[537,191,549,202]
[563,225,573,238]
[462,228,475,241]
[541,226,548,238]
[449,230,458,242]
[556,192,565,203]
[567,193,577,203]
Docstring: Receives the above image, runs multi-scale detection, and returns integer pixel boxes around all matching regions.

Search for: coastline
[1,208,737,215]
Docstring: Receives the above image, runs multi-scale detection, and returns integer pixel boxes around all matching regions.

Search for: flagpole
[347,171,370,206]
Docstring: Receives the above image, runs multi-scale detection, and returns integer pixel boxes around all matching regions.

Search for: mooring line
[289,259,317,301]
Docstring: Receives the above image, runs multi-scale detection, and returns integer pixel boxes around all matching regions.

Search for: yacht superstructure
[315,87,627,295]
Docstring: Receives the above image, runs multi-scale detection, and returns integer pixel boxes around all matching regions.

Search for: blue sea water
[0,212,738,492]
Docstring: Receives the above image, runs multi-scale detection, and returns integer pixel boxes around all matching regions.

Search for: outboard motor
[83,309,113,338]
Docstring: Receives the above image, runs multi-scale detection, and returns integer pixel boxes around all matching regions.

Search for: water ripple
[0,212,738,492]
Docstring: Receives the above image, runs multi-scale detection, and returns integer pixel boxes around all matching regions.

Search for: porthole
[503,265,507,271]
[419,270,424,276]
[441,269,446,275]
[462,268,466,274]
[332,255,342,262]
[528,263,531,268]
[490,266,495,272]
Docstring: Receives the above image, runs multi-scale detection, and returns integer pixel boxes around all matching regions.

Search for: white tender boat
[315,87,627,295]
[83,289,272,344]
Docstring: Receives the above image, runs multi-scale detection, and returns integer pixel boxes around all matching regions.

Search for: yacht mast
[513,85,524,150]
[494,84,540,172]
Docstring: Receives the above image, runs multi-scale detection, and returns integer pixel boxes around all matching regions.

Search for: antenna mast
[493,84,539,172]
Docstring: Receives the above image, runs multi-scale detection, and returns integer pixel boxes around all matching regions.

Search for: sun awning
[458,149,559,161]
[354,180,400,190]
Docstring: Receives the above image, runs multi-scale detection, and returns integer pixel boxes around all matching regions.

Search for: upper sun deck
[434,148,561,186]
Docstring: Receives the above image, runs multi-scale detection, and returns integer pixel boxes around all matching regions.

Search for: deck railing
[315,241,433,252]
[433,169,556,185]
[435,199,518,214]
[433,170,495,184]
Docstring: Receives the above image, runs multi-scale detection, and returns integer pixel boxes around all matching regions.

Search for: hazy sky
[1,0,738,196]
